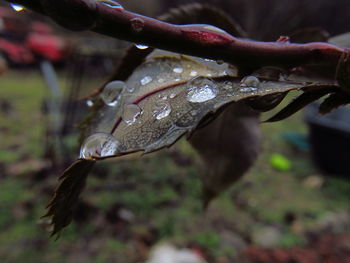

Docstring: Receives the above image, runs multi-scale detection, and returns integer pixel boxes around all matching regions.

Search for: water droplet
[152,101,171,120]
[130,17,144,32]
[123,104,142,125]
[240,76,260,92]
[127,85,135,92]
[173,67,183,74]
[241,76,260,87]
[158,78,165,83]
[135,44,149,49]
[140,76,152,85]
[239,87,258,93]
[186,77,217,103]
[203,25,227,34]
[223,83,232,90]
[86,100,94,107]
[189,70,198,77]
[10,4,25,12]
[99,0,123,9]
[169,93,176,99]
[80,133,120,159]
[100,80,125,106]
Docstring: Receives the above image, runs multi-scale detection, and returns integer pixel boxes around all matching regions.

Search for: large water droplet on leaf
[123,104,143,125]
[99,0,123,9]
[100,80,126,106]
[186,77,217,103]
[80,133,120,159]
[135,44,149,50]
[240,76,260,92]
[140,76,153,85]
[152,101,172,120]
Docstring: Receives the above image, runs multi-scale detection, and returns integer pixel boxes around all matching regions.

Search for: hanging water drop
[203,25,227,34]
[10,4,25,12]
[169,93,176,99]
[239,76,260,92]
[100,80,126,106]
[130,17,145,32]
[99,0,123,9]
[135,44,149,50]
[173,67,183,74]
[186,77,217,103]
[80,133,120,159]
[140,76,152,85]
[123,104,142,125]
[86,100,94,107]
[152,101,172,120]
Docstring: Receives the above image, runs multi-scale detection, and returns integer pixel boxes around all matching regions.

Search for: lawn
[0,70,349,262]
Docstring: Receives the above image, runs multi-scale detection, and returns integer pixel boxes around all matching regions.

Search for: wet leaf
[83,50,310,158]
[319,93,350,114]
[264,85,337,122]
[48,50,341,235]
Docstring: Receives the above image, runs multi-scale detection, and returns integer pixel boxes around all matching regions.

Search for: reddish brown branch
[7,0,347,69]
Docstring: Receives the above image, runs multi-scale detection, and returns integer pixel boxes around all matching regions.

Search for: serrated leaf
[319,93,350,114]
[264,85,337,122]
[42,159,95,238]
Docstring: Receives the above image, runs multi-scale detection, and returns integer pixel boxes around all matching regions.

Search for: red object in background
[26,22,66,62]
[0,38,34,64]
[0,7,67,66]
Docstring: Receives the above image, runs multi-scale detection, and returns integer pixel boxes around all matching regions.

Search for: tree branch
[7,0,347,69]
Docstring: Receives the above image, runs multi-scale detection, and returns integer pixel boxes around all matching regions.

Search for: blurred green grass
[0,71,349,262]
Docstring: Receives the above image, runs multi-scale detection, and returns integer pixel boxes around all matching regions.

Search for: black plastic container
[305,103,350,176]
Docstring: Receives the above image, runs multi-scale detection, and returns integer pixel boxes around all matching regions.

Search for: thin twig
[7,0,347,69]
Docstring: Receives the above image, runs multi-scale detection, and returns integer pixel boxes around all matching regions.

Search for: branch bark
[7,0,347,70]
